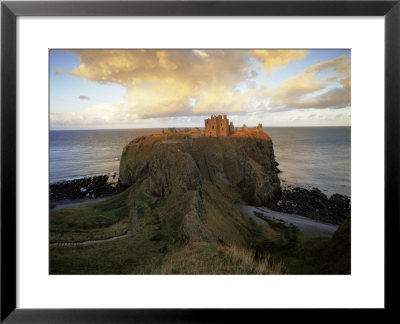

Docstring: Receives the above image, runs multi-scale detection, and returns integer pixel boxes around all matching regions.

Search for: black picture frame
[1,0,399,322]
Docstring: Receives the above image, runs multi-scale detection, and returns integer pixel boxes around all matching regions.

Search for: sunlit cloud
[249,50,309,73]
[268,54,350,110]
[62,50,259,118]
[50,103,129,127]
[51,49,351,129]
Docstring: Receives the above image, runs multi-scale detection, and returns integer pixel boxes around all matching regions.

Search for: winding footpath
[241,205,338,237]
[50,194,139,247]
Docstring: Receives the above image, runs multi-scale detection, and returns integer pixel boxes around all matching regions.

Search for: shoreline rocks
[50,175,118,201]
[266,185,350,225]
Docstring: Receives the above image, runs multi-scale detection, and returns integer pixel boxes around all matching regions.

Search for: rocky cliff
[119,133,280,206]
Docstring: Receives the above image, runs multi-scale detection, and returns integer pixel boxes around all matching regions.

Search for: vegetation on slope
[50,181,350,275]
[50,183,285,274]
[286,216,351,274]
[249,211,351,274]
[50,185,136,243]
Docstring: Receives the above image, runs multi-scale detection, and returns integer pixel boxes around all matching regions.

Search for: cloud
[252,107,351,127]
[192,86,268,115]
[274,88,350,109]
[268,54,351,110]
[55,68,64,75]
[249,50,309,73]
[66,49,249,88]
[50,102,129,127]
[57,49,311,120]
[52,50,350,128]
[60,50,258,118]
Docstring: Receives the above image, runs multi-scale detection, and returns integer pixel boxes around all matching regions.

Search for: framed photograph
[1,0,399,321]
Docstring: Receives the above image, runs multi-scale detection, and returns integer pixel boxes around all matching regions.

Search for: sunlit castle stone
[204,115,232,137]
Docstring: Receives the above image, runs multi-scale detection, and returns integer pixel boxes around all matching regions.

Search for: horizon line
[50,125,351,131]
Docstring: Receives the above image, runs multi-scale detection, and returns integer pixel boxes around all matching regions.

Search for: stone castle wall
[204,115,264,138]
[205,115,230,137]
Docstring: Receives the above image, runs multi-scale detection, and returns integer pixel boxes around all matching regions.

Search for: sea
[50,127,351,198]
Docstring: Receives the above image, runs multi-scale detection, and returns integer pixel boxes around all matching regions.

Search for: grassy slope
[50,183,350,275]
[50,183,284,274]
[50,187,170,274]
[158,242,284,274]
[50,185,136,243]
[254,214,351,275]
[286,216,351,274]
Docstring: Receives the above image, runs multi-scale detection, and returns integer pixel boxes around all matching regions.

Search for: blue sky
[50,49,351,130]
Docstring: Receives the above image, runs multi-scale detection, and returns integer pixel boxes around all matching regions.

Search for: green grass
[253,212,299,245]
[148,198,162,210]
[137,191,148,201]
[137,203,145,220]
[50,190,176,274]
[50,185,136,243]
[287,216,351,274]
[251,211,351,274]
[49,179,350,275]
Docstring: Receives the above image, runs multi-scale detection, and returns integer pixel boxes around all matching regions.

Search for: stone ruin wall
[205,115,231,137]
[204,115,264,138]
[205,117,217,137]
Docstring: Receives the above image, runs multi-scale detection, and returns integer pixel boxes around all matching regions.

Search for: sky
[50,49,351,130]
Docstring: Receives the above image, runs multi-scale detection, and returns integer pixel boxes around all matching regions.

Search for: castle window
[212,125,214,129]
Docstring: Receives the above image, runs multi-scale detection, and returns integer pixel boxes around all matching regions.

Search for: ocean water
[265,127,350,197]
[49,129,161,184]
[50,127,351,197]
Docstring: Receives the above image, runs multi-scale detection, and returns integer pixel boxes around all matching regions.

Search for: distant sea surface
[50,127,350,197]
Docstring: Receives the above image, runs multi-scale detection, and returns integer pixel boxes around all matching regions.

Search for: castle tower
[204,115,231,137]
[205,115,217,137]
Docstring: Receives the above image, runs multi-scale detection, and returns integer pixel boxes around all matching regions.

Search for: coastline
[49,174,351,212]
[50,197,110,211]
[50,173,350,237]
[50,127,351,198]
[50,174,119,201]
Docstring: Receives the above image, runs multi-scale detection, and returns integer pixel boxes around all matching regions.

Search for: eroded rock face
[181,190,215,243]
[119,134,280,206]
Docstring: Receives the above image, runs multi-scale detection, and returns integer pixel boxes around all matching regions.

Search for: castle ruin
[204,115,266,138]
[204,115,234,137]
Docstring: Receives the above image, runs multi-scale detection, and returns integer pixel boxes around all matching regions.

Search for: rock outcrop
[267,186,351,225]
[50,175,118,201]
[119,133,280,206]
[181,190,215,243]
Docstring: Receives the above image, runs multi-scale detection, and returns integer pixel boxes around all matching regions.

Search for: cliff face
[119,134,280,206]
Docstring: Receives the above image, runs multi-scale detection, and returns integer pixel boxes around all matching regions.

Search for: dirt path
[50,194,139,247]
[241,205,338,237]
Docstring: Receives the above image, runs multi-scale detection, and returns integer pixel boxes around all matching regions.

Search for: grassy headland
[50,182,350,274]
[50,131,349,274]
